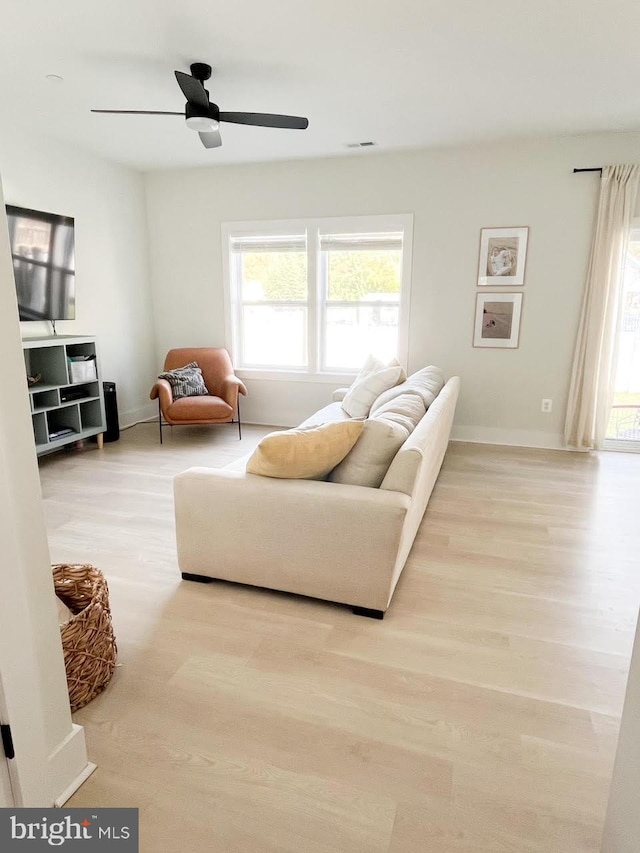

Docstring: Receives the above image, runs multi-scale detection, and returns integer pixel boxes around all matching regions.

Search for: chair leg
[158,400,163,444]
[237,396,242,440]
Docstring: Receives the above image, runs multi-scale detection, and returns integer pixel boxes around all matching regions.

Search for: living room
[6,126,640,443]
[1,2,640,851]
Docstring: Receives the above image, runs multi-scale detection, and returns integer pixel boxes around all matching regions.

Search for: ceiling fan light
[186,115,219,132]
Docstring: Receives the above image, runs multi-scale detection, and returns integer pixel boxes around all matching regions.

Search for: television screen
[5,204,75,321]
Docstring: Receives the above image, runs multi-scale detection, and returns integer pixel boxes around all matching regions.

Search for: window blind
[319,232,403,252]
[230,234,306,253]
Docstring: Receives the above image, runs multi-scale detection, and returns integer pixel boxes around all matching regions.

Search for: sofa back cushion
[370,365,445,414]
[247,420,364,479]
[328,417,410,488]
[381,377,459,496]
[329,391,427,488]
[342,355,406,418]
[370,393,426,433]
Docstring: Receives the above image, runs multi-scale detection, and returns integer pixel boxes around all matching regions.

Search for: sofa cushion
[298,401,351,429]
[381,377,458,497]
[328,417,410,488]
[370,393,427,433]
[370,365,445,414]
[166,395,232,421]
[247,420,364,479]
[341,355,405,418]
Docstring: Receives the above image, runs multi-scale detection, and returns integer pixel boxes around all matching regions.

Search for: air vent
[346,141,376,148]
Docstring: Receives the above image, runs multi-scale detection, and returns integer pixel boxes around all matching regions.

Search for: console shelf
[23,335,106,456]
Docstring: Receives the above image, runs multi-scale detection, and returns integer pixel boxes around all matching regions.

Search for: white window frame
[221,214,413,381]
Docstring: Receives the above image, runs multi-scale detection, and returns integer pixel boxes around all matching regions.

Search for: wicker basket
[52,563,117,712]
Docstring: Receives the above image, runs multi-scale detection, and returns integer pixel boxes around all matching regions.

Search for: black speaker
[102,381,120,442]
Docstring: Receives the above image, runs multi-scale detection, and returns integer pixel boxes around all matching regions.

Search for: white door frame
[0,174,91,806]
[0,679,15,807]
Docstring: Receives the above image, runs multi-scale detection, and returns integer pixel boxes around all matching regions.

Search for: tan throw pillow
[342,356,406,419]
[329,417,410,488]
[247,420,365,479]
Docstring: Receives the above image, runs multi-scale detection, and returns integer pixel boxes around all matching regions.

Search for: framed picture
[473,292,523,348]
[477,226,529,286]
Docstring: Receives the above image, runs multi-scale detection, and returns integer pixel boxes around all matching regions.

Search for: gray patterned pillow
[159,361,208,400]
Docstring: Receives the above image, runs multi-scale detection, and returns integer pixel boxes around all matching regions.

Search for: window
[223,215,412,376]
[230,233,309,368]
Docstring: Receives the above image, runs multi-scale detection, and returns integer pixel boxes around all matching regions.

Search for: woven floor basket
[52,563,117,712]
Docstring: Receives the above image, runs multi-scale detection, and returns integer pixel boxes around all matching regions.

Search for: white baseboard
[120,403,156,429]
[54,762,98,808]
[450,425,567,450]
[122,412,574,453]
[243,420,570,451]
[48,724,94,807]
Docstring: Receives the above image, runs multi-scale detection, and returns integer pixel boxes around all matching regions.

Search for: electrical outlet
[541,398,552,413]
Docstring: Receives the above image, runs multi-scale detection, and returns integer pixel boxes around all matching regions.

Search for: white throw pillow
[354,353,385,377]
[370,365,445,414]
[342,356,406,419]
[329,416,410,488]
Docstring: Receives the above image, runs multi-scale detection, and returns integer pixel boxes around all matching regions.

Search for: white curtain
[564,164,640,450]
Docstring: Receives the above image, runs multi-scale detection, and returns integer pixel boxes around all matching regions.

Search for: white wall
[145,131,640,446]
[0,176,90,806]
[0,128,157,426]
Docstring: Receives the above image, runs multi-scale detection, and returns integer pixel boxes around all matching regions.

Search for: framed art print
[477,226,529,286]
[473,292,523,348]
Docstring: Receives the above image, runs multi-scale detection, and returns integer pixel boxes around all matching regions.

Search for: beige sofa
[173,375,460,618]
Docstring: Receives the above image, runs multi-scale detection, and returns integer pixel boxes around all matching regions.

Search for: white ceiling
[1,0,640,171]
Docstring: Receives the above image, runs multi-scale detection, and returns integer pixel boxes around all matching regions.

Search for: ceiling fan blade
[174,70,209,109]
[199,130,222,149]
[219,112,309,130]
[91,109,184,115]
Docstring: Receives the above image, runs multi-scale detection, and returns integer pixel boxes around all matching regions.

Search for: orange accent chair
[150,348,247,443]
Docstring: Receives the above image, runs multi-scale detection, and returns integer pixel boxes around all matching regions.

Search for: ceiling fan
[91,62,309,149]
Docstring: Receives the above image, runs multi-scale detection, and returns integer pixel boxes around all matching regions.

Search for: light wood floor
[38,424,640,852]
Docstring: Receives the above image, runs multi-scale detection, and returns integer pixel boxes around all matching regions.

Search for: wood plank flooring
[37,424,640,852]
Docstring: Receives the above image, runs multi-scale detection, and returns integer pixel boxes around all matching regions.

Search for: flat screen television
[5,204,75,321]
